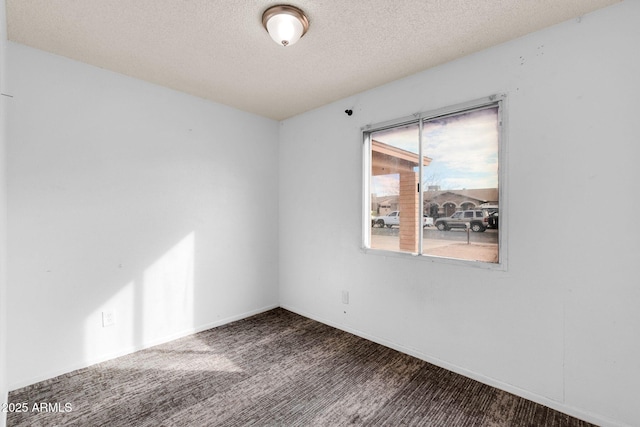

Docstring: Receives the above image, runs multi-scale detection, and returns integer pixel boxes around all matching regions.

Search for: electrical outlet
[342,290,349,305]
[102,310,115,327]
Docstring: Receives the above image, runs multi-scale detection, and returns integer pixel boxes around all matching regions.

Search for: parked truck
[372,211,434,228]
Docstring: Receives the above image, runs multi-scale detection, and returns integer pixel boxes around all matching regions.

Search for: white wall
[1,1,9,425]
[5,43,280,389]
[279,2,639,426]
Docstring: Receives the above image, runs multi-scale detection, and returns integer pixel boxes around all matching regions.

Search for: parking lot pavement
[372,226,498,242]
[370,235,465,251]
[422,243,498,263]
[369,234,498,263]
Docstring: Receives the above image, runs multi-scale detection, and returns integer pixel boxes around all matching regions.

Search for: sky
[371,107,499,196]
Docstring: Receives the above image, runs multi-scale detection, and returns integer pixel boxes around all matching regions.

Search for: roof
[425,188,498,204]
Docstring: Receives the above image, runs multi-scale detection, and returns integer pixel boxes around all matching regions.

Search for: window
[363,95,504,265]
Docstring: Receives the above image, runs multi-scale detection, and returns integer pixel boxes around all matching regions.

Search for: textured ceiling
[6,0,620,120]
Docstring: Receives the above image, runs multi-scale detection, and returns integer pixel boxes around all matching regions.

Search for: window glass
[366,98,502,264]
[422,106,499,263]
[369,123,419,253]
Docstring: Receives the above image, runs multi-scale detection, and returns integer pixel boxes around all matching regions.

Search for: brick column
[398,172,419,252]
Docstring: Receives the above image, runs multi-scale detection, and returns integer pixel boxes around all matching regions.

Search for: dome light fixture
[262,5,309,47]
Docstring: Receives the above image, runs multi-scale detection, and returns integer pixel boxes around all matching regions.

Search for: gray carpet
[7,308,595,426]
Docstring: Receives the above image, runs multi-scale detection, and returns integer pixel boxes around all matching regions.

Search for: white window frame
[362,94,508,270]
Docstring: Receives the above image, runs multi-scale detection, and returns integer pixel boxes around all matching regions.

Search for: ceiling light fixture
[262,5,309,47]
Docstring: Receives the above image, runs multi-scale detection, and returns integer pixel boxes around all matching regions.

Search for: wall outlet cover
[342,291,349,305]
[102,311,115,327]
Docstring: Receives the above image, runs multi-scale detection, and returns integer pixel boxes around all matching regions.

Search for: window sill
[361,246,507,271]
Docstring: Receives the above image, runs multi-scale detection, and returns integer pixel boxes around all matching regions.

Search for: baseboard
[280,304,625,427]
[8,303,279,392]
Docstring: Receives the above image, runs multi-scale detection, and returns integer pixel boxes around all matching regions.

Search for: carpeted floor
[7,308,595,426]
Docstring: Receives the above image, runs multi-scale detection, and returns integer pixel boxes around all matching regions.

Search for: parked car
[434,210,489,232]
[486,210,499,229]
[372,211,434,228]
[478,204,499,229]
